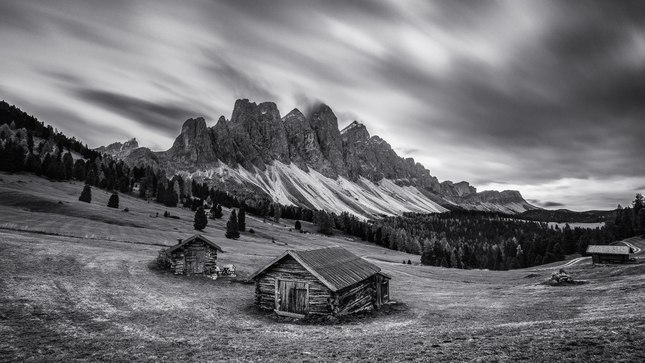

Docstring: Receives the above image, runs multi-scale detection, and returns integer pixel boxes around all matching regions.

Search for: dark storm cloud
[74,89,203,136]
[540,201,566,208]
[390,0,645,185]
[0,2,43,34]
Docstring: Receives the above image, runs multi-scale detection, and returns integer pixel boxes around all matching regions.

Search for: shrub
[249,228,255,234]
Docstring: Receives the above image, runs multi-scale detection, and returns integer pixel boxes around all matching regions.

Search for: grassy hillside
[1,172,645,362]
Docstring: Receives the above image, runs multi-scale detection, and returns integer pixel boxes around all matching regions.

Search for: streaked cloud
[1,0,643,210]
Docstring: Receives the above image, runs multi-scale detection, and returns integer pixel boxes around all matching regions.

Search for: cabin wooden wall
[329,277,376,316]
[254,256,331,315]
[161,241,218,275]
[594,254,629,264]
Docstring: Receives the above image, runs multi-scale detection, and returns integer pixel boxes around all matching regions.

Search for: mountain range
[100,99,538,218]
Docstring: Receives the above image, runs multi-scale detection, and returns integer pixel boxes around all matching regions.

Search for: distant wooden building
[248,246,391,318]
[586,245,632,264]
[157,234,223,276]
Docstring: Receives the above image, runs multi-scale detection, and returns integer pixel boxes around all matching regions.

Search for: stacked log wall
[166,241,218,275]
[255,256,331,315]
[330,277,375,316]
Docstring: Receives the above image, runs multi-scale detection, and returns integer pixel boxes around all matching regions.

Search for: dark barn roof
[166,234,224,254]
[586,245,632,255]
[248,246,382,292]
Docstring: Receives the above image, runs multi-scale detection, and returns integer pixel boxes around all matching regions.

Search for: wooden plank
[274,309,305,319]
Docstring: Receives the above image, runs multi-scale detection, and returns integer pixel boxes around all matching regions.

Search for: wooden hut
[586,245,632,264]
[157,234,223,276]
[248,246,391,318]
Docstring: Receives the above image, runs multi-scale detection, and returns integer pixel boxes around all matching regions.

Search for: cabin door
[185,249,205,275]
[276,280,309,316]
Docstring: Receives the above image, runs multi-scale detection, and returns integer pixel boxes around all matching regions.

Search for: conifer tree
[225,209,240,239]
[107,193,119,208]
[210,204,223,219]
[24,152,42,175]
[194,206,208,230]
[156,183,165,204]
[294,220,301,230]
[164,180,178,207]
[79,184,92,203]
[316,210,333,235]
[63,151,73,180]
[238,207,246,232]
[637,209,645,237]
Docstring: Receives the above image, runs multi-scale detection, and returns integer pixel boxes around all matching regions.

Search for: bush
[107,193,119,209]
[249,228,255,234]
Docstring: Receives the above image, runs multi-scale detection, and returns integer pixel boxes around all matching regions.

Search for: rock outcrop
[101,98,537,216]
[95,138,139,159]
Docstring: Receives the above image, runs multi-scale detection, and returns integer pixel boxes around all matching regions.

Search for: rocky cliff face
[95,138,139,159]
[103,98,537,216]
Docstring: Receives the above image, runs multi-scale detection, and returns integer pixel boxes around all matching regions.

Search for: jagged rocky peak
[168,117,217,164]
[229,98,289,164]
[122,138,139,149]
[95,137,139,158]
[180,117,207,136]
[283,108,325,173]
[441,181,476,197]
[341,121,370,142]
[308,104,347,177]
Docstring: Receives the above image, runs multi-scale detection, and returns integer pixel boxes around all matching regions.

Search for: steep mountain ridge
[99,99,538,217]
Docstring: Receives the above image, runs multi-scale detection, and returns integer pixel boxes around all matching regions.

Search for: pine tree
[210,204,223,219]
[552,243,565,261]
[238,207,246,232]
[294,220,301,230]
[225,209,240,239]
[107,193,119,208]
[79,184,92,203]
[633,193,644,232]
[63,151,73,180]
[273,203,281,223]
[164,181,178,207]
[194,206,208,230]
[637,209,645,237]
[317,210,333,235]
[562,224,576,254]
[24,152,42,175]
[156,183,165,204]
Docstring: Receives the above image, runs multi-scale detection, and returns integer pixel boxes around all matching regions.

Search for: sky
[1,0,644,211]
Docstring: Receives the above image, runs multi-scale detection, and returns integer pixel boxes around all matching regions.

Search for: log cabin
[248,246,391,318]
[157,234,223,276]
[586,245,632,264]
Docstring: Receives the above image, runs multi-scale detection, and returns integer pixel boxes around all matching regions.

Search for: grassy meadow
[1,172,644,362]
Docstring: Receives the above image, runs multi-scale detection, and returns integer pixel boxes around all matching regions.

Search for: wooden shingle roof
[248,246,381,292]
[586,245,632,255]
[166,234,224,253]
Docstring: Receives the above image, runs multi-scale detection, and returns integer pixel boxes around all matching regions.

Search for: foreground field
[1,173,645,362]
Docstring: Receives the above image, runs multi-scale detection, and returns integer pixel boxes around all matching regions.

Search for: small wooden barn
[586,245,632,264]
[157,234,223,276]
[248,246,391,318]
